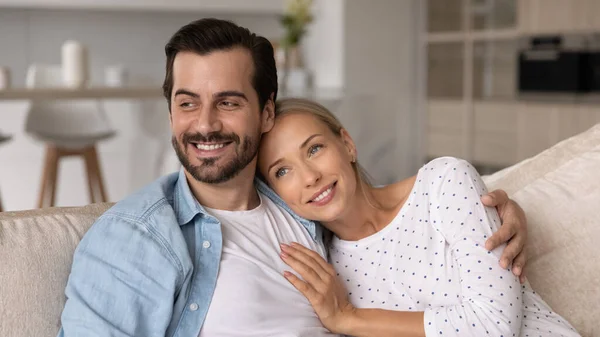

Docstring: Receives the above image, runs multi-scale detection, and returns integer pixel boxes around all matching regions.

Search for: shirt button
[189,303,199,311]
[202,241,211,249]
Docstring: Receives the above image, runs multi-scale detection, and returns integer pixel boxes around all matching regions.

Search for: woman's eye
[309,144,323,157]
[275,167,288,178]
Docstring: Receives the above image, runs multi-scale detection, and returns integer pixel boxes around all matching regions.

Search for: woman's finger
[519,264,528,284]
[281,243,332,278]
[485,220,516,256]
[280,249,326,285]
[289,242,335,276]
[283,271,322,304]
[501,226,526,271]
[481,189,509,208]
[512,249,527,280]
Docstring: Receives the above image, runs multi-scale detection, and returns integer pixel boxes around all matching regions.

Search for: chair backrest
[24,64,114,142]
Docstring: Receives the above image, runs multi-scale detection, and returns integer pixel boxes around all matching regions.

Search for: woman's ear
[261,94,276,134]
[340,128,357,162]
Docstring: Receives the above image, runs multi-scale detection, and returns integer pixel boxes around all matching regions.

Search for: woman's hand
[280,242,355,334]
[481,189,528,283]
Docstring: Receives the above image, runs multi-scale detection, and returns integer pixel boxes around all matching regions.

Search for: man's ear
[340,128,357,160]
[261,94,275,133]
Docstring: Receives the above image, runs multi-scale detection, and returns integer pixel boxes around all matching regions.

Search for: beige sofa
[2,124,599,337]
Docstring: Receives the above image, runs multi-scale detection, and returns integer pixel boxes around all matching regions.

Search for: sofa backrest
[0,203,113,337]
[483,123,600,337]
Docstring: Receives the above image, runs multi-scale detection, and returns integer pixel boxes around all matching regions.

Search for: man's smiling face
[169,48,268,184]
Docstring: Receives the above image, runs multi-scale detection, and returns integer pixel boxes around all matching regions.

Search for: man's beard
[172,130,259,184]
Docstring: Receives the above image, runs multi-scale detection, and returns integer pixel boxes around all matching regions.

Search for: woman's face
[258,112,358,222]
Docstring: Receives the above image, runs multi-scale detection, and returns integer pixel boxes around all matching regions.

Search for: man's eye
[275,167,288,178]
[220,101,238,108]
[179,102,194,108]
[309,144,323,157]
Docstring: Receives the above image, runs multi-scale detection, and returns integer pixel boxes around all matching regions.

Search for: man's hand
[482,189,528,284]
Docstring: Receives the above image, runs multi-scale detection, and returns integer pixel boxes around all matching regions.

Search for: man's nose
[195,105,223,134]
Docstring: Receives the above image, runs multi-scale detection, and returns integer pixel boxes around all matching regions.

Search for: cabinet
[428,100,600,167]
[424,0,600,170]
[518,0,600,34]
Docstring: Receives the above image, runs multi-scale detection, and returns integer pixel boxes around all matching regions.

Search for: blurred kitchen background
[0,0,599,211]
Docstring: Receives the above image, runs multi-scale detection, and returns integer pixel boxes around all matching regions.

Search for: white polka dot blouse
[329,157,580,337]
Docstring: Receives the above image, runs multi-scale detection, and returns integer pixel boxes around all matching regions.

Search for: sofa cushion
[483,123,600,337]
[0,203,112,337]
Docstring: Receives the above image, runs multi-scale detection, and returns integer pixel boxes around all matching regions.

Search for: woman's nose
[302,165,322,187]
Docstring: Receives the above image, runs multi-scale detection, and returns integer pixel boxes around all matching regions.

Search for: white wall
[303,0,344,89]
[338,0,424,184]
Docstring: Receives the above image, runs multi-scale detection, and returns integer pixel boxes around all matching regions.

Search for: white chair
[0,132,11,212]
[25,64,116,208]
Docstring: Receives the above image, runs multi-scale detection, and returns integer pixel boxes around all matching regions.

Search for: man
[58,18,527,336]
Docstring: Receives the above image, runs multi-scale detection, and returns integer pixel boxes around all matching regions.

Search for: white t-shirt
[199,192,336,337]
[330,157,580,337]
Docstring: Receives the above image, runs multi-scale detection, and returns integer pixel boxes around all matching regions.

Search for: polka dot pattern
[330,157,580,337]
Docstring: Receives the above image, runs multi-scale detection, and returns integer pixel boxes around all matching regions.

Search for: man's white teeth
[196,143,225,151]
[313,186,333,202]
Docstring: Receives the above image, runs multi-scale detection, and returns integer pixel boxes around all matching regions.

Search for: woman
[257,98,580,337]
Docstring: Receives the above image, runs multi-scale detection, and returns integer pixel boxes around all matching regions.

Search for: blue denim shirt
[58,169,324,337]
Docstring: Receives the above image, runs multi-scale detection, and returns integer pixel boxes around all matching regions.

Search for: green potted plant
[280,0,313,95]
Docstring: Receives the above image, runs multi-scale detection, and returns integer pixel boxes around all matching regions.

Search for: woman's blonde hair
[274,97,372,187]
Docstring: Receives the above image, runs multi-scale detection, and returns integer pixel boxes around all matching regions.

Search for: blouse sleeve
[422,157,523,337]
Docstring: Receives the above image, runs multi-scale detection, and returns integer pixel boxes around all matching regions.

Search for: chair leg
[91,147,108,203]
[49,149,60,208]
[84,146,107,203]
[0,188,3,212]
[38,145,60,208]
[83,147,97,204]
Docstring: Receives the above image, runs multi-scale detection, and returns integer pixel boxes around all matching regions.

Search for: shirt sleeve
[423,157,523,337]
[57,214,182,337]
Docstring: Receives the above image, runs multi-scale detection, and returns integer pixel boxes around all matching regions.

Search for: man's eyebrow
[174,89,199,98]
[214,91,248,101]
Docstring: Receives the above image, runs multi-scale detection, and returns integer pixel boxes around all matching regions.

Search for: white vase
[280,68,312,96]
[61,40,89,88]
[104,65,128,87]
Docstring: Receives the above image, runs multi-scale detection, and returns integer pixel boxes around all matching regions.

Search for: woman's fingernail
[280,252,289,259]
[280,243,289,250]
[283,271,292,278]
[514,266,522,275]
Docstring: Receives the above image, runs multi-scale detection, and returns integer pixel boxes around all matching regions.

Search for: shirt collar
[172,168,321,241]
[173,168,205,226]
[254,177,320,241]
